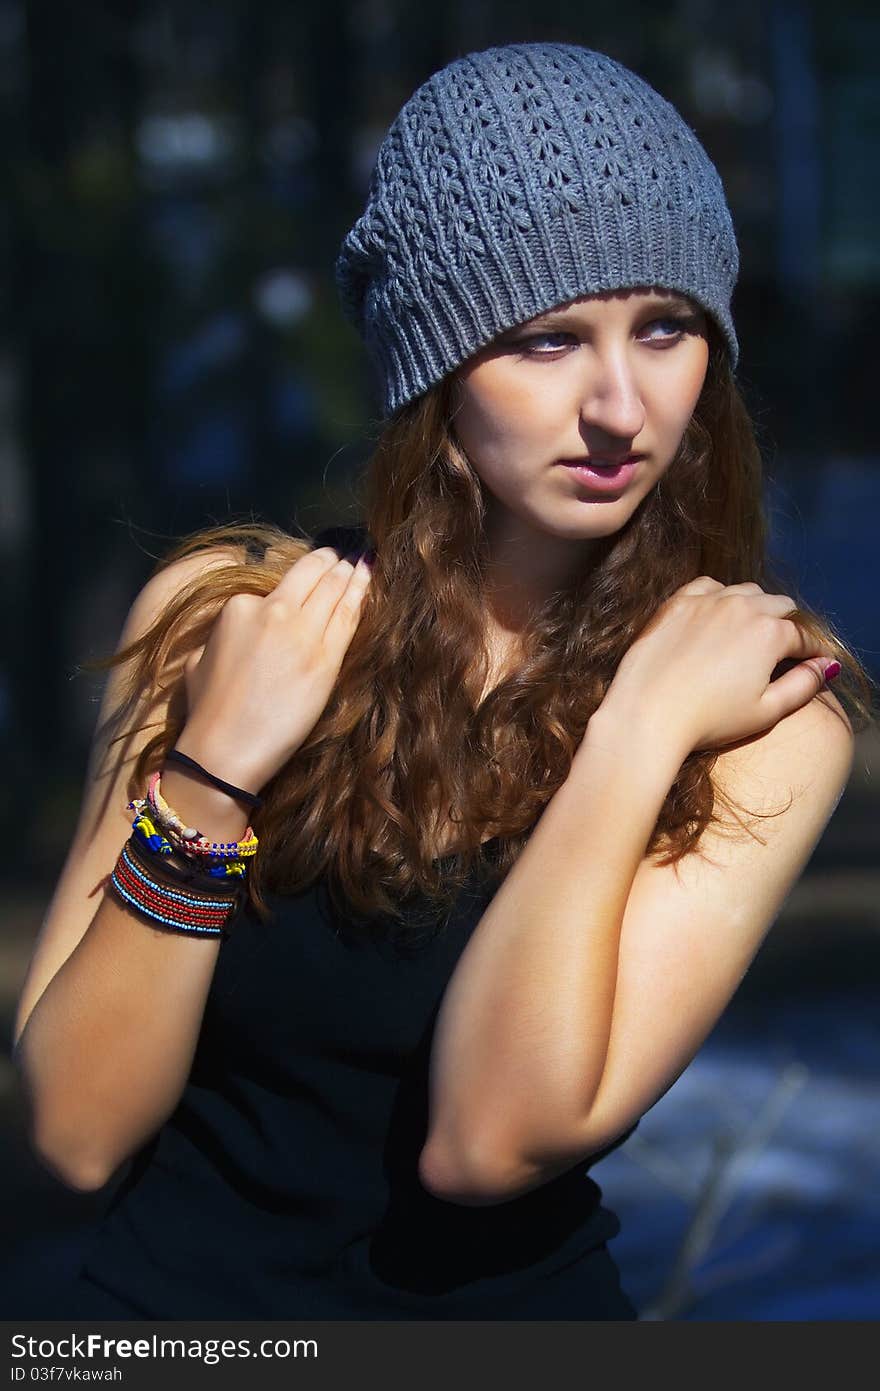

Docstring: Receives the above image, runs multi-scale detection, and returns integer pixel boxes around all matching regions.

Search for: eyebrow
[521,294,698,329]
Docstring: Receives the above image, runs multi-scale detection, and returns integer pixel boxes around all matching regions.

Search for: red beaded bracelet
[108,840,243,938]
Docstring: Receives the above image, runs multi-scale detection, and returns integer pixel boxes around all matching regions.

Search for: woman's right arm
[11,548,251,1193]
[12,539,373,1193]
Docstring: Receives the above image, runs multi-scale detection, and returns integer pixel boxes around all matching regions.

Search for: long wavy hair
[84,320,878,945]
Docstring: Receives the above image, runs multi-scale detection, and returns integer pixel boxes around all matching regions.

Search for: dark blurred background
[2,0,878,1320]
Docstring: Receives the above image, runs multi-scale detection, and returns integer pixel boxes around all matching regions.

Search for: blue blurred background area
[2,0,878,1321]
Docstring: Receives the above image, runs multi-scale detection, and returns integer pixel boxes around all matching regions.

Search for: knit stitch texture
[336,42,740,417]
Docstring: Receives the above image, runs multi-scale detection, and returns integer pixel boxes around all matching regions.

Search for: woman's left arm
[419,688,855,1205]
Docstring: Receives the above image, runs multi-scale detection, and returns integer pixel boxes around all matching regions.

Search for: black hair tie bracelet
[163,748,265,810]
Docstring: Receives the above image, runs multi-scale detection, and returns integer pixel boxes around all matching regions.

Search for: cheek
[680,345,710,412]
[649,353,708,433]
[455,373,550,453]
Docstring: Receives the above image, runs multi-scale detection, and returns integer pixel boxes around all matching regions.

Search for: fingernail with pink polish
[823,661,841,684]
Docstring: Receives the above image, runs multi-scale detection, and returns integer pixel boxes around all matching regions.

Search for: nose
[578,347,646,444]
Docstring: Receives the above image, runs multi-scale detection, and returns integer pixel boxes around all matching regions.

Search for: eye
[638,314,700,343]
[507,331,576,355]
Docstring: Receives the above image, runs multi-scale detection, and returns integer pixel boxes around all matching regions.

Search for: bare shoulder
[130,544,244,626]
[710,684,855,830]
[128,534,314,637]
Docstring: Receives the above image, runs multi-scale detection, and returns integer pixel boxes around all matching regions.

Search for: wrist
[157,766,253,844]
[173,728,267,802]
[580,698,695,774]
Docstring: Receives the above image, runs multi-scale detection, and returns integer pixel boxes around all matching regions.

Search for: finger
[758,655,835,726]
[678,576,724,596]
[268,546,342,606]
[768,592,799,619]
[298,554,372,636]
[322,555,374,646]
[310,546,346,561]
[750,592,799,618]
[772,614,825,659]
[260,547,347,624]
[717,581,766,596]
[715,584,799,622]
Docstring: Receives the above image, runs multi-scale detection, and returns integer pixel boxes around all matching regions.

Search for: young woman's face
[451,287,710,552]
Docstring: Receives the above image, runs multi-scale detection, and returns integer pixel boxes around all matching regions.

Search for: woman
[13,41,874,1321]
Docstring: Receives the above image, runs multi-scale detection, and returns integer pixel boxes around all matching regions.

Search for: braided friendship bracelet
[108,841,242,937]
[127,816,246,887]
[129,807,247,879]
[163,747,264,809]
[143,771,259,860]
[124,773,258,869]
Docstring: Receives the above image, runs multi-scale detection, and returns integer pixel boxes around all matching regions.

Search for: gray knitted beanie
[336,41,740,417]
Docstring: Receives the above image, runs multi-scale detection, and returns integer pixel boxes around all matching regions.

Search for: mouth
[557,455,643,492]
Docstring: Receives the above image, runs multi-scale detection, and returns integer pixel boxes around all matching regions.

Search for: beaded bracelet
[129,807,247,879]
[127,815,247,887]
[108,840,243,938]
[140,771,259,861]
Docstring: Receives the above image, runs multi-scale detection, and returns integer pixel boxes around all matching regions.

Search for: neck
[481,513,596,641]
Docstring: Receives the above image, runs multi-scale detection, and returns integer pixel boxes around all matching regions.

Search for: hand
[175,547,374,794]
[598,576,836,756]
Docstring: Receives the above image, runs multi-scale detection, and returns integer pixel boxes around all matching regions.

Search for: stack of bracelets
[106,748,263,940]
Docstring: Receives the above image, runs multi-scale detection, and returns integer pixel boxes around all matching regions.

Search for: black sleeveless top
[66,528,640,1321]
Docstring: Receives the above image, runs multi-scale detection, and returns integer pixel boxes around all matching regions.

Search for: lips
[558,455,641,495]
[559,454,642,467]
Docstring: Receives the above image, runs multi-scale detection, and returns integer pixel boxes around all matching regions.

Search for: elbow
[418,1109,625,1207]
[417,1144,497,1207]
[55,1160,110,1195]
[13,1067,108,1193]
[13,1049,120,1193]
[418,1135,531,1208]
[29,1134,111,1193]
[25,1107,112,1193]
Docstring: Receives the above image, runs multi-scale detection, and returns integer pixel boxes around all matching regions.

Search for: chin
[567,492,642,525]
